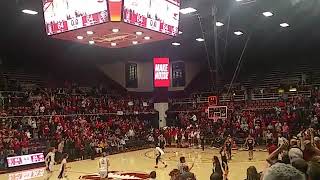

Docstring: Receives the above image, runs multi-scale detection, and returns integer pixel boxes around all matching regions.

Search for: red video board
[154,58,170,87]
[7,153,45,168]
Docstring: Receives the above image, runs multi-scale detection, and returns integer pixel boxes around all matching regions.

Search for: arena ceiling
[1,0,320,68]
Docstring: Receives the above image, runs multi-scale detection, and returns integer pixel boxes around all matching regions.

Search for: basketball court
[1,148,268,180]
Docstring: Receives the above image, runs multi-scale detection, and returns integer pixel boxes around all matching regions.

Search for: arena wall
[98,60,201,92]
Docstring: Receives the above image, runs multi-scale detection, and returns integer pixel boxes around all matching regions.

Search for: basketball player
[155,146,167,168]
[178,156,194,174]
[58,153,69,179]
[244,134,255,160]
[98,152,110,179]
[219,146,228,170]
[45,147,56,180]
[158,134,166,150]
[224,136,233,160]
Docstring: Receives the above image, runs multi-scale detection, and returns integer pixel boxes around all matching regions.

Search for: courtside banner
[154,58,170,87]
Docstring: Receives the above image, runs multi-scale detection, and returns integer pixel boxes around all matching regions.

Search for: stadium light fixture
[234,31,243,36]
[87,31,94,35]
[135,31,143,35]
[111,42,117,46]
[112,28,119,33]
[196,38,205,42]
[280,23,289,28]
[180,7,197,14]
[144,36,151,40]
[22,9,38,15]
[289,88,297,92]
[263,12,273,17]
[172,42,181,46]
[132,41,138,45]
[216,22,224,27]
[235,0,243,2]
[88,41,95,45]
[77,36,84,40]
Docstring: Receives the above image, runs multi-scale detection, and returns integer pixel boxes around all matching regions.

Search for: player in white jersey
[155,146,167,168]
[45,147,56,180]
[58,153,69,179]
[99,152,110,179]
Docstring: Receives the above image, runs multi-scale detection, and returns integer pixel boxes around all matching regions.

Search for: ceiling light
[234,31,243,36]
[87,31,94,35]
[22,9,38,15]
[135,31,143,35]
[180,7,197,14]
[178,31,183,34]
[289,88,297,92]
[144,36,151,40]
[172,42,181,46]
[111,42,117,46]
[89,41,95,45]
[216,22,224,27]
[112,28,119,33]
[280,23,289,28]
[132,41,138,45]
[77,36,83,40]
[196,38,205,42]
[263,12,273,17]
[235,0,243,1]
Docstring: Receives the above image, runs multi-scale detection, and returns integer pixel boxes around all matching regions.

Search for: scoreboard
[43,0,180,36]
[208,106,227,121]
[123,0,180,36]
[43,0,109,35]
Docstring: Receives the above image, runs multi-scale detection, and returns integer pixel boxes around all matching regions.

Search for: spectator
[307,159,320,180]
[178,166,196,180]
[262,163,305,180]
[245,166,260,180]
[149,171,157,180]
[291,158,308,175]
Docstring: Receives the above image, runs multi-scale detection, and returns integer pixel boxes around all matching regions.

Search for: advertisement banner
[7,153,45,168]
[154,58,170,87]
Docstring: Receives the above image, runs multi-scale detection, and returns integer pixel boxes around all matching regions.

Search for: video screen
[154,57,170,87]
[42,0,109,35]
[123,0,180,36]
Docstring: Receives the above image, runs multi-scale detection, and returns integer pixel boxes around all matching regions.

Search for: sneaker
[155,166,158,168]
[165,165,168,168]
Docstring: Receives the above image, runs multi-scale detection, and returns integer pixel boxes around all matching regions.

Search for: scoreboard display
[43,0,109,35]
[208,106,227,121]
[123,0,180,36]
[42,0,180,37]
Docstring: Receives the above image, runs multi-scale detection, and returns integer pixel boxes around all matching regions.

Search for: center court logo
[79,171,149,180]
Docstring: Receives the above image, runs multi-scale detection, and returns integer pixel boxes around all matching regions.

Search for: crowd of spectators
[0,86,157,169]
[166,87,319,148]
[163,87,320,180]
[2,82,320,179]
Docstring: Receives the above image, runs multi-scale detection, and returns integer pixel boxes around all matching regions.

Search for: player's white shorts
[99,170,108,178]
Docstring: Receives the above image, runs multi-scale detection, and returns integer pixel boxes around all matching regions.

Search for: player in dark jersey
[224,136,233,160]
[219,146,228,170]
[158,135,166,150]
[244,134,255,160]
